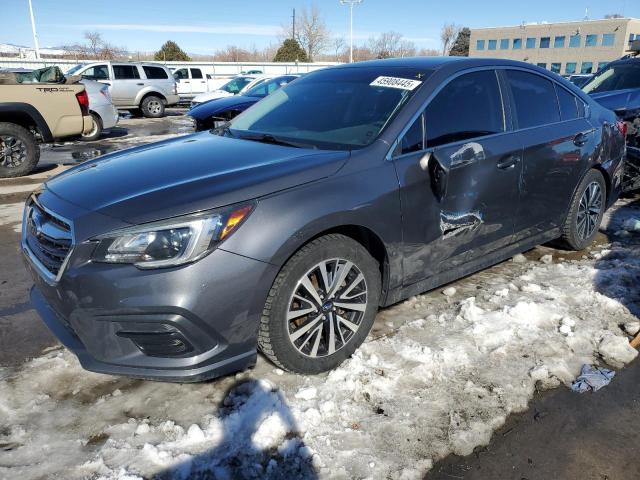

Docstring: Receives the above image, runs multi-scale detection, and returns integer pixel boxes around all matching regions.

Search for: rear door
[173,68,191,95]
[503,69,594,241]
[190,68,207,94]
[110,64,143,105]
[393,69,522,285]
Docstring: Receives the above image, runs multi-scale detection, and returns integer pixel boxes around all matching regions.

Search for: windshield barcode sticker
[370,76,422,91]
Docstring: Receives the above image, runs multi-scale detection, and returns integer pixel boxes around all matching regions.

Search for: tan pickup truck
[0,71,93,177]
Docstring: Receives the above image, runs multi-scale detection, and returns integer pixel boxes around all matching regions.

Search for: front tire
[0,122,40,178]
[560,169,606,250]
[141,96,165,118]
[258,234,381,374]
[80,112,103,141]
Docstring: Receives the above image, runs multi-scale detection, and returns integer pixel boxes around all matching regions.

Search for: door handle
[136,82,144,86]
[184,81,190,83]
[496,155,520,170]
[573,132,588,146]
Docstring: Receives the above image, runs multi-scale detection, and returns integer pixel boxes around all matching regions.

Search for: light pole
[340,0,362,63]
[27,0,41,60]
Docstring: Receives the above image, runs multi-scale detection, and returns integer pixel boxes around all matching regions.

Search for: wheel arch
[137,90,167,106]
[0,103,53,142]
[277,224,391,307]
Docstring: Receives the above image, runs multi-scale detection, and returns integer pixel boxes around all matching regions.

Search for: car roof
[328,56,554,72]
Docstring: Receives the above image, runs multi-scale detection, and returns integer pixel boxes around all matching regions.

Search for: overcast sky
[4,0,639,54]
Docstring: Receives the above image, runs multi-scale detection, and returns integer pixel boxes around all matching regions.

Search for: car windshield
[221,77,253,94]
[243,77,294,98]
[583,62,640,94]
[66,64,85,75]
[227,67,431,150]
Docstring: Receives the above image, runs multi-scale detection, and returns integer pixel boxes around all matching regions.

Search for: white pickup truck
[171,67,231,102]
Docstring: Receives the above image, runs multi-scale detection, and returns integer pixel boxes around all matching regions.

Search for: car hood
[45,132,349,226]
[189,95,259,120]
[192,90,233,103]
[590,88,640,114]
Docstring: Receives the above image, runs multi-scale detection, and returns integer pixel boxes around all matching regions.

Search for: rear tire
[141,95,165,118]
[80,112,103,141]
[258,234,381,374]
[560,169,606,250]
[0,122,39,178]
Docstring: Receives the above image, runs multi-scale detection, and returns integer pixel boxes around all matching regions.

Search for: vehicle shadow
[593,196,640,320]
[154,379,319,480]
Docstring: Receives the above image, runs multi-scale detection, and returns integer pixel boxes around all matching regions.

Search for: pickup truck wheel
[141,96,165,118]
[258,234,381,374]
[0,123,39,178]
[80,113,103,142]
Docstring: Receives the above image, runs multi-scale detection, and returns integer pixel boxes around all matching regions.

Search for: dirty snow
[0,199,639,479]
[0,202,24,233]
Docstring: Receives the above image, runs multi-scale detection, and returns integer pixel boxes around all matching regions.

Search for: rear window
[143,66,168,79]
[556,86,580,121]
[506,70,560,129]
[113,65,140,80]
[582,62,640,94]
[425,70,504,148]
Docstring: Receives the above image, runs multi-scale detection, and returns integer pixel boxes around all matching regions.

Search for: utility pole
[28,0,41,60]
[292,8,296,40]
[340,0,362,63]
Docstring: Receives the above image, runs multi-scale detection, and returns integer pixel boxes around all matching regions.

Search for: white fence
[0,58,340,78]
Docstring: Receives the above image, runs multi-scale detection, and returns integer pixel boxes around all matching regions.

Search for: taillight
[75,90,90,116]
[616,119,628,138]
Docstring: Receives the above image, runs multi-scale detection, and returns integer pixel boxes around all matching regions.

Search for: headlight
[91,204,253,268]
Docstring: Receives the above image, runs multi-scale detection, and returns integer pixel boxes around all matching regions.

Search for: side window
[113,65,140,80]
[173,68,188,80]
[82,65,109,80]
[505,70,560,129]
[425,70,504,148]
[556,86,579,121]
[191,68,203,79]
[397,114,424,155]
[142,66,168,79]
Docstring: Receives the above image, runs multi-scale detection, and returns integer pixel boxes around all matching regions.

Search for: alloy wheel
[0,135,27,168]
[148,100,162,115]
[287,258,368,358]
[576,181,603,240]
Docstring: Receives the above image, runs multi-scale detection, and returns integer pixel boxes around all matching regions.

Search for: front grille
[24,198,72,277]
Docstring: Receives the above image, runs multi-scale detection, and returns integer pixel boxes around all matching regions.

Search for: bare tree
[332,36,346,61]
[63,31,126,60]
[281,4,330,61]
[440,23,461,55]
[418,47,440,56]
[367,31,416,59]
[214,45,252,62]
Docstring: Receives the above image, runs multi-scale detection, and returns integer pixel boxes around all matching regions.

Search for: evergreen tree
[273,39,309,62]
[449,28,471,57]
[154,41,191,61]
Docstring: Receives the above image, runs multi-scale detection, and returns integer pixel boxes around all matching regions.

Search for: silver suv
[68,62,179,118]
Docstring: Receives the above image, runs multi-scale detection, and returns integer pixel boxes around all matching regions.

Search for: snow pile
[1,201,639,479]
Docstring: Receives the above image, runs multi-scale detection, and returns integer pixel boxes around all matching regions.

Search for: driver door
[392,69,522,286]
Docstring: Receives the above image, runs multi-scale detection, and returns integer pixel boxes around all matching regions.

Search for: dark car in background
[188,75,300,131]
[22,57,625,382]
[583,56,640,191]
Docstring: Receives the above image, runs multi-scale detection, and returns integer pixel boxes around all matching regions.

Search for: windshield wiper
[240,133,314,149]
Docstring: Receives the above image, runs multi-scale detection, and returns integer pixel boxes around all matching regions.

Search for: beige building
[470,18,640,76]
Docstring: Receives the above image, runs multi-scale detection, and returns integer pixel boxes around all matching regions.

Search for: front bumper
[24,243,278,382]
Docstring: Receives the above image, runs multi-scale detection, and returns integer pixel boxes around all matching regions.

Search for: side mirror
[419,150,448,202]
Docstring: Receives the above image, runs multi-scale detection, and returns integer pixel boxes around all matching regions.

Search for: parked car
[79,79,119,141]
[67,62,179,118]
[190,75,268,107]
[170,66,231,102]
[582,56,640,191]
[188,75,300,131]
[0,67,92,177]
[23,57,625,381]
[567,74,594,88]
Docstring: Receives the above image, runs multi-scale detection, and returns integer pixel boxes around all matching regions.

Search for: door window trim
[500,67,590,133]
[388,67,509,161]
